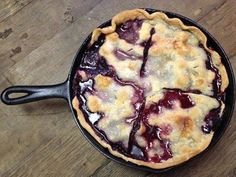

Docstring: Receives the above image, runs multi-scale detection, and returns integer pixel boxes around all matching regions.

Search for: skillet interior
[67,9,235,173]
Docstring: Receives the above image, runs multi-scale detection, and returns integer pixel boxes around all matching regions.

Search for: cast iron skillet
[1,8,235,173]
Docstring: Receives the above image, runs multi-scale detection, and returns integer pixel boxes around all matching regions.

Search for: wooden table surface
[0,0,235,176]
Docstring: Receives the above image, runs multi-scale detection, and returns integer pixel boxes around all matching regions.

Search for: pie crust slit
[72,9,229,169]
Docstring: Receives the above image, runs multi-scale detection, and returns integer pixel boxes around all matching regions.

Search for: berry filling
[142,124,172,162]
[114,49,142,60]
[199,44,222,98]
[140,28,155,77]
[73,19,226,162]
[80,35,114,77]
[198,44,224,133]
[116,19,143,44]
[145,89,195,115]
[201,106,222,133]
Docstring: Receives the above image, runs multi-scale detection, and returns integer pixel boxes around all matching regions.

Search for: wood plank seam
[0,0,35,23]
[196,0,228,22]
[2,75,14,85]
[2,44,76,85]
[8,111,68,117]
[89,160,111,177]
[1,124,79,177]
[3,1,105,74]
[229,54,236,60]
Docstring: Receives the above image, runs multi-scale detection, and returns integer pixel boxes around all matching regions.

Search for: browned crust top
[72,9,229,169]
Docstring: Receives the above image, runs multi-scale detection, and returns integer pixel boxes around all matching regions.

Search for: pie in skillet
[72,9,229,169]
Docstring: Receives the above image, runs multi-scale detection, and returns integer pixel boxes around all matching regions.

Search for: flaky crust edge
[72,9,227,169]
[91,9,228,91]
[72,97,213,169]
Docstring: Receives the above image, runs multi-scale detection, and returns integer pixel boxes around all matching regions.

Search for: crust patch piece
[94,74,112,90]
[175,116,193,137]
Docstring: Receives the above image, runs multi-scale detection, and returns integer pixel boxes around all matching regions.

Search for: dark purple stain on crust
[199,44,223,134]
[201,106,222,133]
[72,19,227,162]
[199,44,222,97]
[141,124,172,162]
[128,90,193,162]
[114,49,142,60]
[127,89,195,162]
[116,19,143,44]
[79,34,115,77]
[128,101,146,160]
[140,28,155,77]
[144,89,195,117]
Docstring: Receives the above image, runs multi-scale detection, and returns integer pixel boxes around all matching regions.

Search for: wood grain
[0,0,34,22]
[197,0,236,58]
[0,0,235,177]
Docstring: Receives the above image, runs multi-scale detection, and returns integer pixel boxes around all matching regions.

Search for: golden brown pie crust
[91,9,228,91]
[72,9,229,169]
[73,97,213,169]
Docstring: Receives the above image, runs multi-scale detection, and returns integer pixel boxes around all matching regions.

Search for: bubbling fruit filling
[72,16,227,164]
[116,19,143,44]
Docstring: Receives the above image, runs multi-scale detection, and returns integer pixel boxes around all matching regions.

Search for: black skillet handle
[1,80,69,105]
